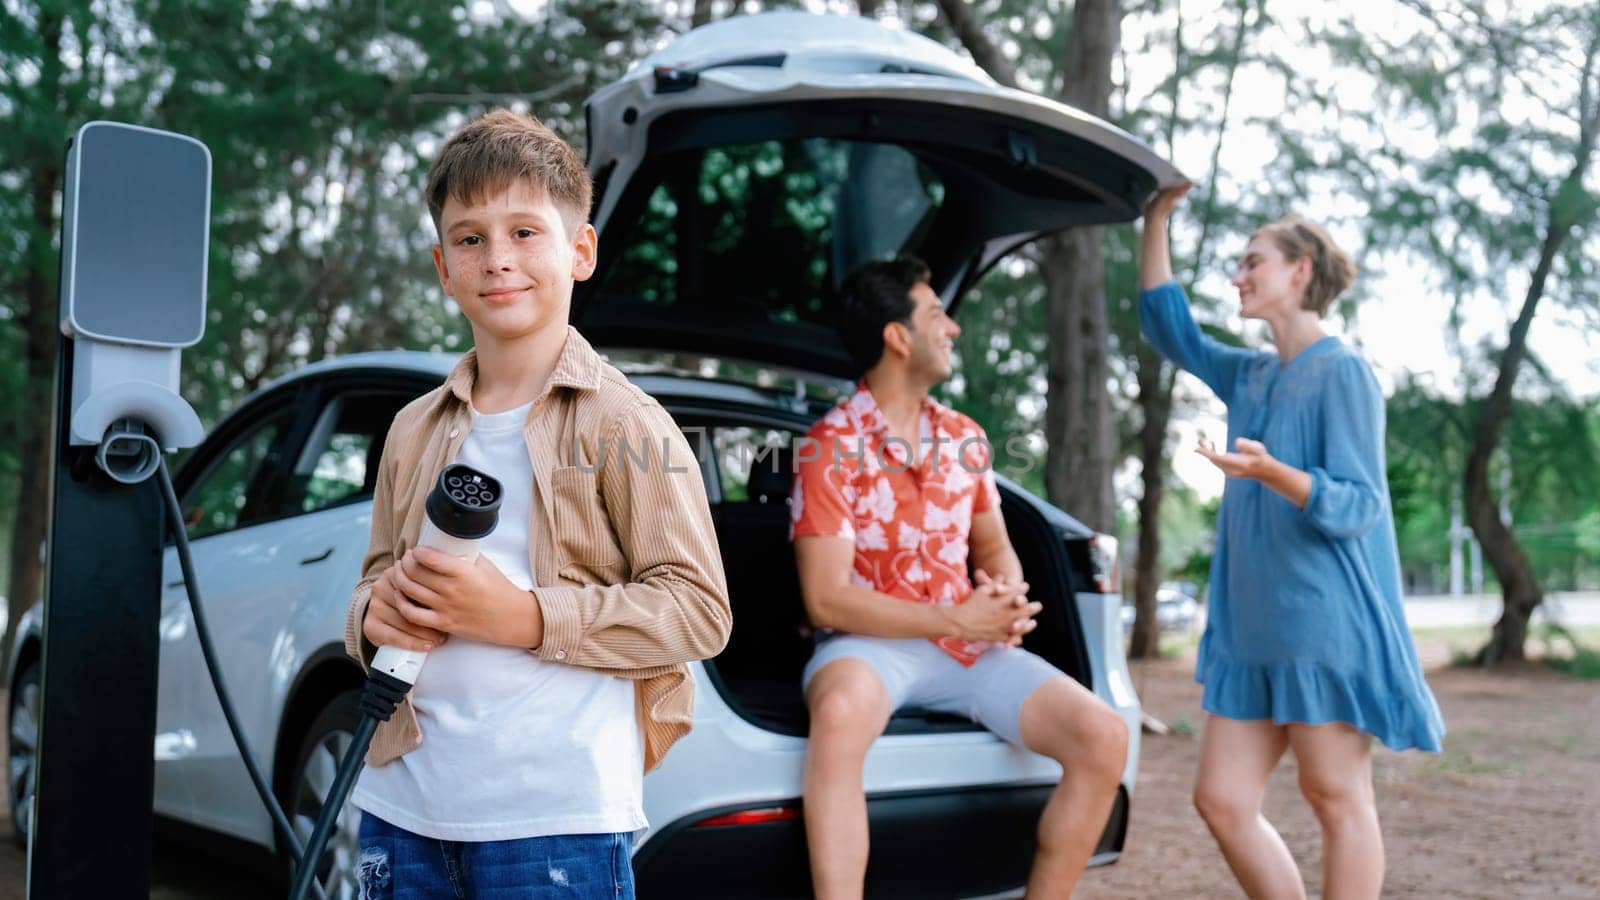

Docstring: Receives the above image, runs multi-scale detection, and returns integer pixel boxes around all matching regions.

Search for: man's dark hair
[835,256,932,373]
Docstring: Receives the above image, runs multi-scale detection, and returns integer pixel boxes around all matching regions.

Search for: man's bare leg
[803,658,893,900]
[1017,676,1130,898]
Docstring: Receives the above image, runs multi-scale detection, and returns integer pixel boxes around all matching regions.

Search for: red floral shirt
[790,383,1002,666]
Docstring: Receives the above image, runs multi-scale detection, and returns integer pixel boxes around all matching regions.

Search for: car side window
[185,409,295,540]
[288,390,413,516]
[713,426,792,502]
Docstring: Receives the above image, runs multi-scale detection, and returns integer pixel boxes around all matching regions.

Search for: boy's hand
[389,546,545,650]
[363,566,449,653]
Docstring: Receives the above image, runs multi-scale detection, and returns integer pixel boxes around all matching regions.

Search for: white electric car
[8,12,1180,897]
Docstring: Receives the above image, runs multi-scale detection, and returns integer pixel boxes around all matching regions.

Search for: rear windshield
[591,138,945,325]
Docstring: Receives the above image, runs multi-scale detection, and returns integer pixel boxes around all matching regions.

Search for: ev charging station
[30,121,209,897]
[29,119,430,900]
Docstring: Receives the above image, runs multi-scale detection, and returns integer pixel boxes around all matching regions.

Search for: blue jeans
[356,813,635,899]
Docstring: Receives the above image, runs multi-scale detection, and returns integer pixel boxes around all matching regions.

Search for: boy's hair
[835,256,933,374]
[1253,216,1357,316]
[425,108,592,236]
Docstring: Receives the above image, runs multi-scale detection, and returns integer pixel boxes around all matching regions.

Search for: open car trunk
[689,423,1096,737]
[577,14,1182,380]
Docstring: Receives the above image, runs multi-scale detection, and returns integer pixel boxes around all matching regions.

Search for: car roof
[244,348,841,419]
[631,11,991,84]
[252,349,460,397]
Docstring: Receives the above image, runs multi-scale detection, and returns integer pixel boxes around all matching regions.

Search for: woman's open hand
[1196,435,1274,480]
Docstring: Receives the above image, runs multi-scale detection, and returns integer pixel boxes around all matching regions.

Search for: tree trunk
[1470,226,1563,665]
[1128,343,1170,659]
[5,11,65,673]
[934,0,1120,529]
[691,0,714,29]
[935,0,1020,88]
[1128,0,1248,657]
[1041,229,1117,531]
[1129,0,1184,660]
[1473,30,1598,665]
[1041,0,1122,533]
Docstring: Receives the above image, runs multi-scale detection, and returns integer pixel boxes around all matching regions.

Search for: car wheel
[284,688,363,900]
[7,659,39,848]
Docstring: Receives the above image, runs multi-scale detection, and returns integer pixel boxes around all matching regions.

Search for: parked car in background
[1121,583,1200,635]
[8,12,1179,898]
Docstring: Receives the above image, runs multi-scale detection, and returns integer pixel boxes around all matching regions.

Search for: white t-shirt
[352,399,645,840]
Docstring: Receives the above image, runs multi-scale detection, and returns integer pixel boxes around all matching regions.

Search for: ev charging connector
[289,463,502,900]
[369,464,503,684]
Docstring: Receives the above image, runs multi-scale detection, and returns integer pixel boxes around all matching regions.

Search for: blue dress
[1140,280,1444,752]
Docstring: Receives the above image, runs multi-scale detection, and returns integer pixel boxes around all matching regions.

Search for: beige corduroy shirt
[344,327,731,772]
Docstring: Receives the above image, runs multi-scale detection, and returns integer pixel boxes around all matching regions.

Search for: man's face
[430,180,597,346]
[899,281,960,384]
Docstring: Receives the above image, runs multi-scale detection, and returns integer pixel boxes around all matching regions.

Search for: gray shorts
[800,635,1066,746]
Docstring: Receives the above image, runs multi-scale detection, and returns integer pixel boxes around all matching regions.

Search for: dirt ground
[0,637,1594,898]
[1079,638,1600,899]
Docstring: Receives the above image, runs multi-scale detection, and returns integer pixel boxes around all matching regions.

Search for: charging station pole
[29,337,167,896]
[29,122,209,898]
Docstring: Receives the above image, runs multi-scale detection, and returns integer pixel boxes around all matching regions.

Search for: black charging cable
[284,669,408,900]
[153,461,327,900]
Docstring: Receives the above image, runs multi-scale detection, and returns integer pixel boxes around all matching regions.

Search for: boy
[791,257,1130,899]
[343,109,731,897]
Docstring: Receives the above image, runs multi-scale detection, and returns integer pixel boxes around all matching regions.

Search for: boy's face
[431,180,597,346]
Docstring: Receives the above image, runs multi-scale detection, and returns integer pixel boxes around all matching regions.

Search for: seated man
[790,257,1130,899]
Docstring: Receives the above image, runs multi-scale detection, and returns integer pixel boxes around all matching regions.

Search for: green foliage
[1315,3,1599,367]
[2,0,670,413]
[6,0,1597,630]
[1386,373,1600,591]
[938,255,1049,497]
[1158,483,1217,576]
[1532,622,1600,681]
[0,0,673,587]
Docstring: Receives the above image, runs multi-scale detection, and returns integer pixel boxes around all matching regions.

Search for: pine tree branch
[934,0,1020,89]
[410,76,583,106]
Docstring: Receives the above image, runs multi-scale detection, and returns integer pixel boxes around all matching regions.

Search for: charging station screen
[68,123,209,347]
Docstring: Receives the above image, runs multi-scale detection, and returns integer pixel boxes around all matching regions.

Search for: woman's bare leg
[1287,722,1383,900]
[1193,715,1305,900]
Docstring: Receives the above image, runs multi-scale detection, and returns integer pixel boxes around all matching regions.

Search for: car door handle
[300,547,335,566]
[166,579,186,589]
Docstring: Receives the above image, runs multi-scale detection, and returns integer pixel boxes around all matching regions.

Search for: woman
[1139,184,1444,900]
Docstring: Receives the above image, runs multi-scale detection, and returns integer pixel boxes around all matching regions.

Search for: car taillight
[1087,533,1119,594]
[692,804,801,828]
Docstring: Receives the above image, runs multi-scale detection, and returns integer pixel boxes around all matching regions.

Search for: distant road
[1402,592,1600,628]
